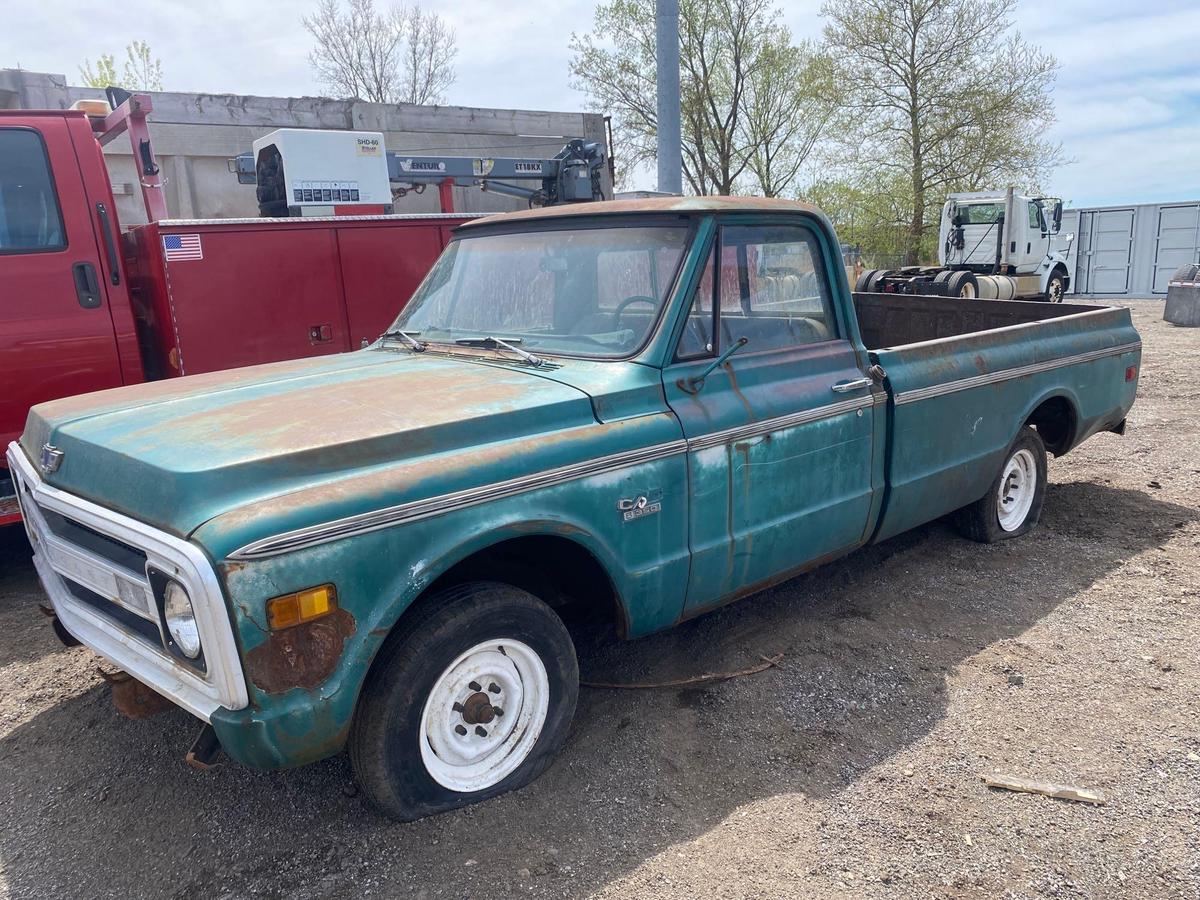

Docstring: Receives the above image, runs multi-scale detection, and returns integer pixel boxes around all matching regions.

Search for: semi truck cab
[939,189,1071,284]
[857,187,1074,302]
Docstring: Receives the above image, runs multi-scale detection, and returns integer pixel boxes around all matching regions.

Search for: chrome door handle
[831,378,872,393]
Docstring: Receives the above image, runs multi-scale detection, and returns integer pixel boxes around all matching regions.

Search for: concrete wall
[0,69,610,227]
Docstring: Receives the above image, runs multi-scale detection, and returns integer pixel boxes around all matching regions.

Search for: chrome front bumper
[7,442,248,721]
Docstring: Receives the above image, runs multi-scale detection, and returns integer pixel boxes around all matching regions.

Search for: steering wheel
[611,295,657,328]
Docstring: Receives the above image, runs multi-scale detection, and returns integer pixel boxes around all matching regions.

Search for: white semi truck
[856,187,1073,302]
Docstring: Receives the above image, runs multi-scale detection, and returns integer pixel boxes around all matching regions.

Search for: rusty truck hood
[20,349,595,536]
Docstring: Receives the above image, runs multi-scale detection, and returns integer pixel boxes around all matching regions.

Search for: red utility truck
[0,95,471,524]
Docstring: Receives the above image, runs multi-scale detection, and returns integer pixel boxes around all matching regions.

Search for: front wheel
[955,428,1048,542]
[1044,271,1066,303]
[349,582,579,821]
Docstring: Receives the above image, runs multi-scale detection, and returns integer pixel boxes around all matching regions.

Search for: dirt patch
[1,302,1197,899]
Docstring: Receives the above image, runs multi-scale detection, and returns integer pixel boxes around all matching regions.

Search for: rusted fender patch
[245,607,356,695]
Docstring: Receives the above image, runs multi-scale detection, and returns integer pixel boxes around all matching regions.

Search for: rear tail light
[1125,365,1137,382]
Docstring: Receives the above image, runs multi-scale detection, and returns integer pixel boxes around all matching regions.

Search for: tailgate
[871,306,1141,542]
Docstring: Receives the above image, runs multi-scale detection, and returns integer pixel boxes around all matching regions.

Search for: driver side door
[662,220,881,613]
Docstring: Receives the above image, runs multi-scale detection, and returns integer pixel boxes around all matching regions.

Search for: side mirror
[1052,200,1063,233]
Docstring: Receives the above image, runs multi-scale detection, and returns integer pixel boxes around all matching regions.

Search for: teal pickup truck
[9,197,1140,821]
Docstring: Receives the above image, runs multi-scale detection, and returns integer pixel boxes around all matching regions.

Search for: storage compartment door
[1153,205,1200,294]
[159,226,351,374]
[335,223,448,348]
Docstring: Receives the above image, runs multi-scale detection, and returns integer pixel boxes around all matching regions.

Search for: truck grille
[7,440,249,721]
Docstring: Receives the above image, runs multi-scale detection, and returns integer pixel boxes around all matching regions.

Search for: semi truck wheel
[350,582,579,822]
[1044,271,1066,303]
[956,428,1047,543]
[947,270,979,299]
[856,269,879,292]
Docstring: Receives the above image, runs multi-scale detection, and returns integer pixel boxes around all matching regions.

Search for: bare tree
[397,6,457,105]
[570,0,836,196]
[823,0,1061,264]
[303,0,457,105]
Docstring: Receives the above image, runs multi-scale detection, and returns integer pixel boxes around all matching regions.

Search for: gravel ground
[1,301,1197,899]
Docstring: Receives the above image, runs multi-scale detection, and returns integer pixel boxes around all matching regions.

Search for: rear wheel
[350,582,578,822]
[855,269,878,292]
[956,428,1047,542]
[947,270,979,299]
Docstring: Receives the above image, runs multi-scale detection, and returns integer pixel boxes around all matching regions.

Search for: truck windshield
[387,224,689,359]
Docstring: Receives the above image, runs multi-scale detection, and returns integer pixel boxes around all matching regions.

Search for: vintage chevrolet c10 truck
[8,197,1140,821]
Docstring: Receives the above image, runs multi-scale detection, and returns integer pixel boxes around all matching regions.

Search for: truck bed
[852,293,1142,543]
[852,292,1108,350]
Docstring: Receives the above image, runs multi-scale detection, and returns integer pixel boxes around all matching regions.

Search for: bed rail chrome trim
[892,341,1142,406]
[230,439,690,560]
[7,442,249,720]
[686,394,877,453]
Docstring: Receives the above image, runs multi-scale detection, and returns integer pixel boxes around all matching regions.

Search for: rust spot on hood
[245,607,356,695]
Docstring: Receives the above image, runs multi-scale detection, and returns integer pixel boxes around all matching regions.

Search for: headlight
[163,581,201,659]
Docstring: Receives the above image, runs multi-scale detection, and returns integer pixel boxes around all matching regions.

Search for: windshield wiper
[454,335,544,367]
[380,329,426,352]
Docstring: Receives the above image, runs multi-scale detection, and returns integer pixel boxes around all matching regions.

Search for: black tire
[864,269,888,293]
[947,270,979,300]
[955,428,1048,543]
[855,269,879,292]
[933,270,953,294]
[1044,270,1066,303]
[349,582,579,822]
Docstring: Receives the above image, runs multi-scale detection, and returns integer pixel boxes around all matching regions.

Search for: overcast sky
[4,0,1198,207]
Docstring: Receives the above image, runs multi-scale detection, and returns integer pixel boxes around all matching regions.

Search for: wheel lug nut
[475,726,488,737]
[493,706,503,717]
[488,683,501,694]
[452,702,465,713]
[455,724,467,736]
[469,681,482,692]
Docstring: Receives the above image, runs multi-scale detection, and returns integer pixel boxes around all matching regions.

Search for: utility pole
[655,0,682,195]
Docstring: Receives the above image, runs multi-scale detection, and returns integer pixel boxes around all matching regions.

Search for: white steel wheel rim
[997,448,1037,531]
[960,281,976,298]
[1048,278,1063,302]
[419,638,549,793]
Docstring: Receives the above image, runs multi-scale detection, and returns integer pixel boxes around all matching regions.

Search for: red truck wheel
[955,428,1047,542]
[349,582,579,822]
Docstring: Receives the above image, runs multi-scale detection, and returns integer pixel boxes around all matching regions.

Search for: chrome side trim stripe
[893,341,1142,406]
[230,439,689,560]
[686,394,876,453]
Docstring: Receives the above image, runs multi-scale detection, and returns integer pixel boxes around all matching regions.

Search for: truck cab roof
[462,195,828,230]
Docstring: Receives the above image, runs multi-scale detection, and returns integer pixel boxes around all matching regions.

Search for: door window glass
[720,225,835,352]
[676,248,715,358]
[0,129,66,253]
[1028,202,1044,231]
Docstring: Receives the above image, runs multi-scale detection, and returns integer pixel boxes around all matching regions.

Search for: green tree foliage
[80,41,164,91]
[822,0,1061,264]
[570,0,839,195]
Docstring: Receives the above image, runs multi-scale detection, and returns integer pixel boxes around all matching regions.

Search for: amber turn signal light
[266,584,337,630]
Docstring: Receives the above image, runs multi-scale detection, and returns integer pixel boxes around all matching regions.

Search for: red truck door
[0,118,126,456]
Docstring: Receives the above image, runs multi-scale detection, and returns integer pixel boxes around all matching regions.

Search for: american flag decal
[162,233,203,261]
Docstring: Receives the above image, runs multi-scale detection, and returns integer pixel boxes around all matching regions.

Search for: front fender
[198,440,690,769]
